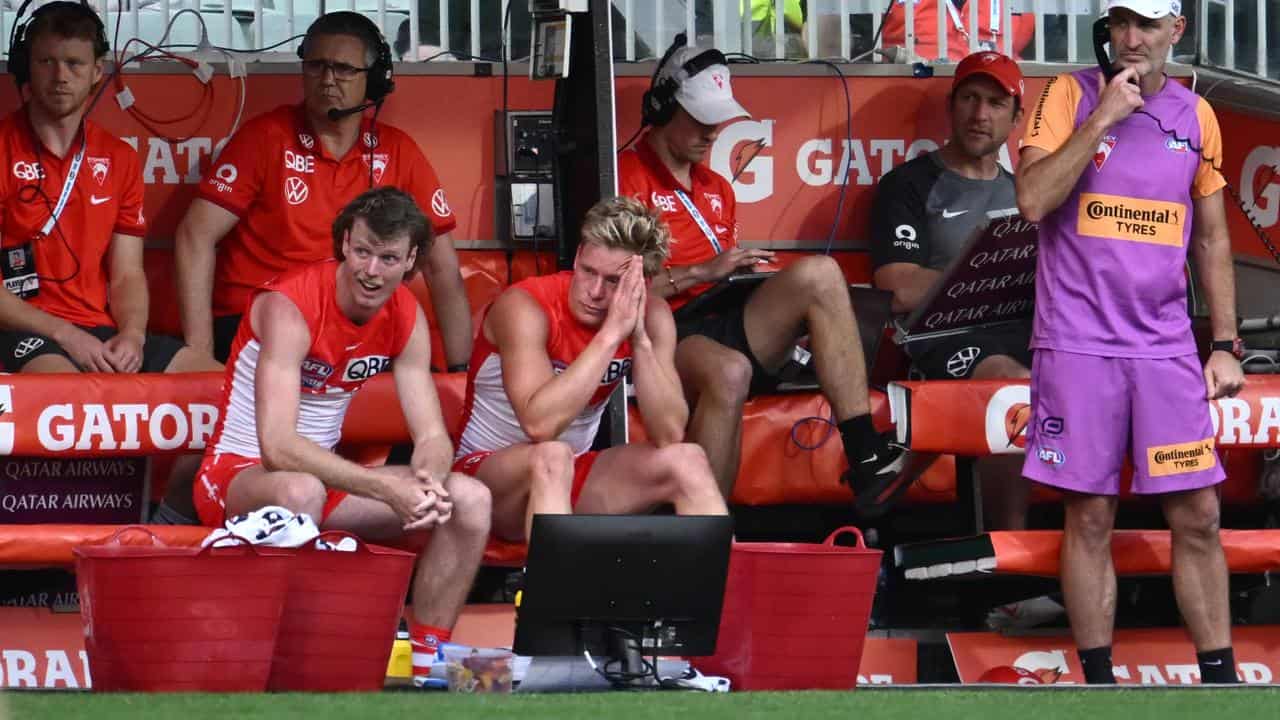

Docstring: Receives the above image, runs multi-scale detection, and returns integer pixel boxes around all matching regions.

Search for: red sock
[409,619,452,682]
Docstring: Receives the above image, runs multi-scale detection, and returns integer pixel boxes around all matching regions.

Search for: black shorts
[909,323,1032,380]
[213,314,242,364]
[0,325,186,373]
[675,294,780,396]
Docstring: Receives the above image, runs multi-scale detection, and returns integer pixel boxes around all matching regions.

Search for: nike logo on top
[89,195,111,205]
[941,209,968,219]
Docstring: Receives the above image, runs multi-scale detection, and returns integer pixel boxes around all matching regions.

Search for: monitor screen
[513,514,734,659]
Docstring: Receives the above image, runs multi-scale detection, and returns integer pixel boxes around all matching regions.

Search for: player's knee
[1168,491,1221,545]
[445,472,492,536]
[1064,501,1115,546]
[271,473,327,515]
[530,441,575,488]
[701,351,752,408]
[792,254,845,297]
[659,443,714,491]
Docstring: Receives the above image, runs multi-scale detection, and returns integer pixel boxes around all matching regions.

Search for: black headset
[641,33,728,127]
[297,11,395,104]
[8,0,109,89]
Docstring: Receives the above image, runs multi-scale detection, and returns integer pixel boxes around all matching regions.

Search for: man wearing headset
[173,11,470,369]
[158,12,472,524]
[0,1,217,377]
[1016,0,1242,683]
[618,42,904,511]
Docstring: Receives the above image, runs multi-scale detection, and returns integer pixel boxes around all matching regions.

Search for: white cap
[1106,0,1182,18]
[657,46,751,125]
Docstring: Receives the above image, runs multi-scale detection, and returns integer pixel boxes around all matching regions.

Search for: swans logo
[363,152,389,184]
[88,157,110,185]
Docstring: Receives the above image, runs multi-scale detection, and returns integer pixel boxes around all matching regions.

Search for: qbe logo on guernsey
[1077,193,1186,247]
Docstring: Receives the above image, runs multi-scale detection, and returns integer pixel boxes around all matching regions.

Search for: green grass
[7,688,1280,720]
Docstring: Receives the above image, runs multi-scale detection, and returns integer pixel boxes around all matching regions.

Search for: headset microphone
[327,102,374,121]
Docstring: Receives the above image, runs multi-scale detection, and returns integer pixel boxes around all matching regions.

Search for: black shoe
[841,439,909,519]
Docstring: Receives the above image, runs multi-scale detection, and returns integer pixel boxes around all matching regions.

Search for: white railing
[0,0,1272,82]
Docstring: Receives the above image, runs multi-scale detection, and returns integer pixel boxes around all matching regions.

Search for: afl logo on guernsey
[300,357,334,389]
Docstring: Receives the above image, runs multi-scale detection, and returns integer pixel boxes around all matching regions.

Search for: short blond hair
[579,196,671,277]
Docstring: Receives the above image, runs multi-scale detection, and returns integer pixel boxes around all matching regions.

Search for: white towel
[202,505,342,549]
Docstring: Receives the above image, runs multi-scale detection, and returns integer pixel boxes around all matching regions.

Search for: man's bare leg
[741,255,903,507]
[1061,493,1119,683]
[468,441,576,542]
[674,336,751,497]
[741,255,869,419]
[1162,487,1231,652]
[323,469,491,630]
[575,442,727,516]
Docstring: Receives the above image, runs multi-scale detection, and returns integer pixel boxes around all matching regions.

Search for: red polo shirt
[0,111,146,328]
[617,134,738,309]
[196,104,457,317]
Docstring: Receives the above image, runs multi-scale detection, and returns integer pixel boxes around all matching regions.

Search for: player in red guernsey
[454,197,726,543]
[194,189,490,676]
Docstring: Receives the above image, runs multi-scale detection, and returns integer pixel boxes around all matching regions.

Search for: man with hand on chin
[1016,0,1242,684]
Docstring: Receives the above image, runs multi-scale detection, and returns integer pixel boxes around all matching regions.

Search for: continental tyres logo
[1147,438,1216,477]
[1077,192,1186,247]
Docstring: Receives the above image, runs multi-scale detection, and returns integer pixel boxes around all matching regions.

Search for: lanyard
[943,0,1000,38]
[39,140,86,237]
[672,188,723,255]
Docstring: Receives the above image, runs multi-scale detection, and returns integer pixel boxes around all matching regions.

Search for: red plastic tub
[698,526,882,690]
[267,531,415,691]
[74,527,292,692]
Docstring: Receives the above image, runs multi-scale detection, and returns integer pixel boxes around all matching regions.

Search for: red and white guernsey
[456,272,632,457]
[208,260,418,458]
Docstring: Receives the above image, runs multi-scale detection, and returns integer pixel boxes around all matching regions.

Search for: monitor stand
[516,657,692,693]
[613,633,647,682]
[516,637,691,694]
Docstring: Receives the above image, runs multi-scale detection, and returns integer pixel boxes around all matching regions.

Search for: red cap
[953,51,1024,100]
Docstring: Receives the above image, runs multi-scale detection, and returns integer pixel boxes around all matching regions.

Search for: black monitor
[513,514,733,684]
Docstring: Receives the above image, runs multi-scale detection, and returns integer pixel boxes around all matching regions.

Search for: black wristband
[446,363,469,373]
[1210,338,1243,359]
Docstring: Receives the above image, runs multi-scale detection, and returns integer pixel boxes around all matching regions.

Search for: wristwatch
[1209,338,1244,360]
